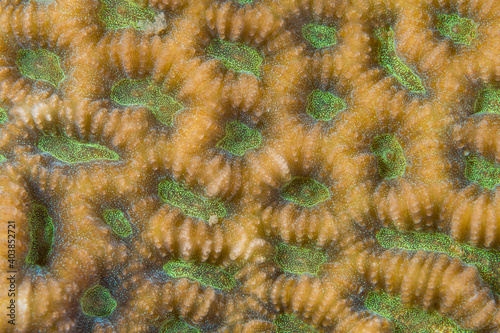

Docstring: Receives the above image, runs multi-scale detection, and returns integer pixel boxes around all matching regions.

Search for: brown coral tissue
[4,0,500,332]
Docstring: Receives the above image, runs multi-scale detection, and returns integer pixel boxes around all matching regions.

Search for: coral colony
[2,0,500,332]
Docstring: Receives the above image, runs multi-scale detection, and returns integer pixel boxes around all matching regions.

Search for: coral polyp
[275,242,327,276]
[16,49,65,87]
[163,260,237,290]
[280,177,330,207]
[80,285,117,317]
[375,27,426,94]
[216,121,262,156]
[436,13,477,46]
[98,0,157,30]
[26,204,55,266]
[306,89,346,121]
[371,134,406,179]
[274,313,318,333]
[102,209,133,237]
[301,24,337,49]
[464,152,500,189]
[38,135,120,163]
[206,39,263,77]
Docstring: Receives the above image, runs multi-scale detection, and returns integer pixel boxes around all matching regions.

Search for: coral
[4,0,500,332]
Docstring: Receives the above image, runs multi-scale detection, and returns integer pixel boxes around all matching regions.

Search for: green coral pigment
[163,260,237,290]
[16,49,65,87]
[474,88,500,114]
[436,13,477,46]
[0,155,5,163]
[280,177,330,207]
[376,228,500,295]
[206,39,263,77]
[26,204,55,266]
[235,0,253,4]
[306,89,346,121]
[275,242,327,276]
[111,79,184,126]
[216,121,262,156]
[80,285,117,317]
[301,23,337,49]
[365,291,474,332]
[161,317,200,333]
[274,313,318,333]
[374,27,426,94]
[371,134,406,179]
[102,209,133,238]
[99,0,156,30]
[38,135,120,163]
[0,108,7,124]
[158,178,227,222]
[464,152,500,189]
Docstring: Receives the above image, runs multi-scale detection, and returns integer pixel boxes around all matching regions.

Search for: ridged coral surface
[2,0,500,332]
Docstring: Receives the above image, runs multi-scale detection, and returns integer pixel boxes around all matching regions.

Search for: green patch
[161,317,200,333]
[26,204,55,266]
[38,136,120,163]
[206,39,263,77]
[376,228,500,295]
[0,108,7,124]
[103,209,132,237]
[274,313,318,333]
[436,13,477,46]
[111,79,184,126]
[371,134,406,179]
[474,88,500,115]
[163,260,237,290]
[464,153,500,189]
[99,0,156,30]
[275,242,327,276]
[302,23,337,49]
[0,155,5,163]
[375,27,425,94]
[306,89,346,121]
[158,178,227,222]
[365,291,474,332]
[280,177,330,207]
[80,285,117,317]
[216,121,262,156]
[16,49,65,87]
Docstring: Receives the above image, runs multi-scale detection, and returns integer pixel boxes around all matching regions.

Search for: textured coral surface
[2,0,500,332]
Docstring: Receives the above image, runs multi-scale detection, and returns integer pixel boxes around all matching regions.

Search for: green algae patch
[474,88,500,115]
[206,39,263,77]
[16,49,65,87]
[111,79,184,126]
[163,260,237,290]
[376,228,500,295]
[302,23,337,49]
[26,204,55,266]
[365,291,475,332]
[161,317,200,333]
[103,209,132,237]
[437,13,477,46]
[0,108,7,124]
[280,177,330,207]
[38,135,120,163]
[80,284,117,317]
[274,313,318,333]
[99,0,156,30]
[375,27,425,94]
[306,89,346,121]
[275,242,327,276]
[464,153,500,189]
[371,134,406,179]
[158,178,227,222]
[216,121,262,156]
